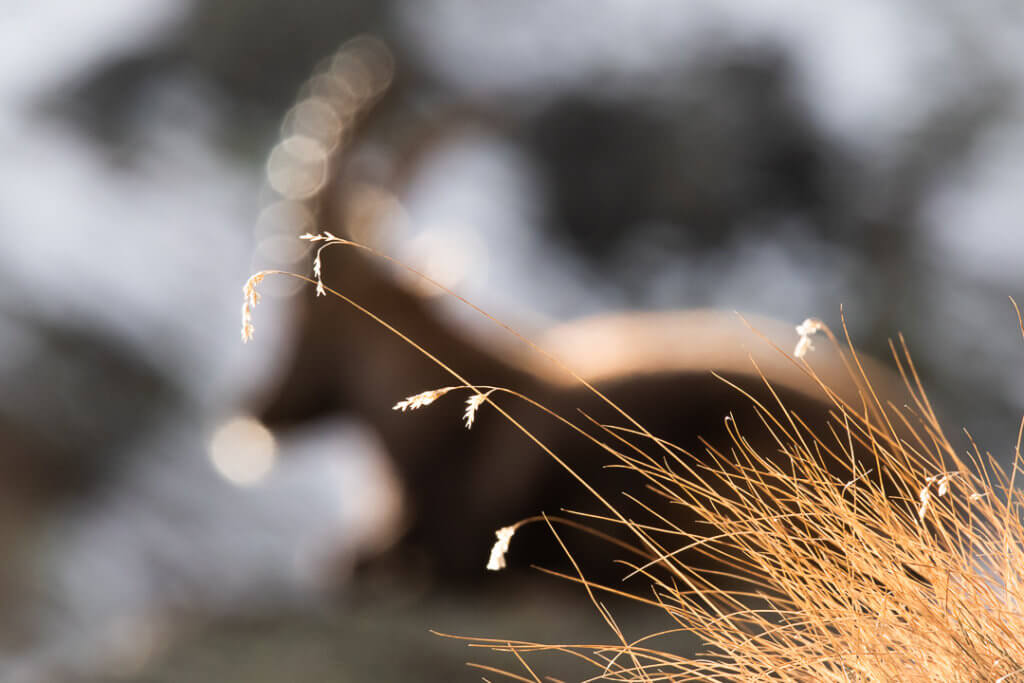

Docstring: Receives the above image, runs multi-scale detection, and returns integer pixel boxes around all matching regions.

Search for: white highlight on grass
[208,416,278,487]
[463,390,494,429]
[240,271,265,343]
[919,471,959,520]
[794,317,825,358]
[486,525,517,571]
[392,387,456,412]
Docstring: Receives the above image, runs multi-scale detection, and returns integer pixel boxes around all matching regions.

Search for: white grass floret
[464,390,495,430]
[393,387,456,412]
[486,525,517,571]
[794,317,826,358]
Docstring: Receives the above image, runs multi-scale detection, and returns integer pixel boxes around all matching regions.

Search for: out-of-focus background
[2,1,1023,680]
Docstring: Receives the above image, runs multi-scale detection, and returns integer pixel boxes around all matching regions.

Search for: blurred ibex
[249,38,905,584]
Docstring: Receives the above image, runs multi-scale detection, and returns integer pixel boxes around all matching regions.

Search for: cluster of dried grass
[441,313,1024,682]
[243,237,1024,681]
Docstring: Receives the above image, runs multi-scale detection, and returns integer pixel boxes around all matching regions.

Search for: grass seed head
[463,390,494,430]
[240,272,266,343]
[392,387,456,412]
[486,525,517,571]
[794,317,826,358]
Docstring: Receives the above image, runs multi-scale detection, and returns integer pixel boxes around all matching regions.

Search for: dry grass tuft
[436,315,1024,682]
